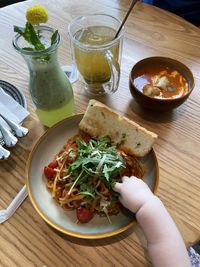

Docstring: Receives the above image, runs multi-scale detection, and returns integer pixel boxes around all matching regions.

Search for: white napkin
[0,87,29,124]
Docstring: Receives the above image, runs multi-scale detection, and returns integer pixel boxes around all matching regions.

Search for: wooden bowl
[129,57,195,111]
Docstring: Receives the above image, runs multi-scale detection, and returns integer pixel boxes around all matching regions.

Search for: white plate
[26,114,159,239]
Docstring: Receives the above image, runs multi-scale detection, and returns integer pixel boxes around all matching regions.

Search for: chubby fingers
[122,176,130,182]
[113,176,141,192]
[113,182,122,192]
[113,176,135,192]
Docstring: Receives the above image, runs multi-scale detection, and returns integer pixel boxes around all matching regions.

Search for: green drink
[69,14,123,95]
[13,26,74,127]
[74,26,119,85]
[36,97,74,127]
[29,53,74,127]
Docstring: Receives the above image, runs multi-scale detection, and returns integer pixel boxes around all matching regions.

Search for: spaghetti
[43,133,144,223]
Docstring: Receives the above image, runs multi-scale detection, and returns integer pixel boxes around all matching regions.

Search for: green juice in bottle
[14,26,74,127]
[36,97,74,127]
[29,58,74,127]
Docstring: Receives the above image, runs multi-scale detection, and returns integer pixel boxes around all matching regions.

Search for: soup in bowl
[129,57,195,111]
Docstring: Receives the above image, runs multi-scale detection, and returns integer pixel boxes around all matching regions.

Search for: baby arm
[114,176,191,267]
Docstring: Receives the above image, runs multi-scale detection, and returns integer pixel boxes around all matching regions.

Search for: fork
[0,144,10,160]
[0,114,28,137]
[0,185,27,224]
[0,123,18,147]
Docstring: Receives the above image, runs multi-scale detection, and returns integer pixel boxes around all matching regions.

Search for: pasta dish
[43,133,144,223]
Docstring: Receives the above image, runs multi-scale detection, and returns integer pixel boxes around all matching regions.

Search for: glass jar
[13,26,74,127]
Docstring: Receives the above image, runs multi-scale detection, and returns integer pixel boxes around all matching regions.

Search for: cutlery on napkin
[0,114,29,137]
[0,185,27,224]
[0,86,29,158]
[0,85,29,220]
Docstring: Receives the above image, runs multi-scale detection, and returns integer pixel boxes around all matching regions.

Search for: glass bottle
[13,26,74,127]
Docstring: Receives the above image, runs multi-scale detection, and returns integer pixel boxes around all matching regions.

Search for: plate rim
[26,113,159,239]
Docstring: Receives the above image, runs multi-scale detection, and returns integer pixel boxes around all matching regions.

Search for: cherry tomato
[44,166,56,179]
[48,160,58,169]
[76,207,94,223]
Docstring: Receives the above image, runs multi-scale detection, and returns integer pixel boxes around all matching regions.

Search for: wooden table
[0,1,200,266]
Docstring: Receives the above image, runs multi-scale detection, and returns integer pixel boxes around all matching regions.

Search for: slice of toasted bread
[79,100,158,157]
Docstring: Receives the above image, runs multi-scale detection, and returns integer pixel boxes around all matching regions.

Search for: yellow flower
[26,5,48,25]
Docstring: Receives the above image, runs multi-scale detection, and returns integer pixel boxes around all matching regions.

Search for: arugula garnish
[79,184,96,199]
[67,137,125,196]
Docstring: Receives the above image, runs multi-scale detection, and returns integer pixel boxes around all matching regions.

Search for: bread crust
[79,100,158,157]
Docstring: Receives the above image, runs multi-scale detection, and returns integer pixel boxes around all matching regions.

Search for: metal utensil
[0,185,27,224]
[0,144,10,160]
[114,0,139,39]
[0,114,28,137]
[0,123,18,147]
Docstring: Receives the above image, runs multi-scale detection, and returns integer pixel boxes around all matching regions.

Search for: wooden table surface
[0,0,200,266]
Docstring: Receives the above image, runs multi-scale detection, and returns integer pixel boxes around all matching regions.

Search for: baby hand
[113,176,155,213]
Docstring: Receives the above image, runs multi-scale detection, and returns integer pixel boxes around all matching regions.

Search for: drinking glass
[68,14,124,95]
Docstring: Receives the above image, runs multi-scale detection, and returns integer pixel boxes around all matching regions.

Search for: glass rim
[12,25,60,56]
[68,13,124,50]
